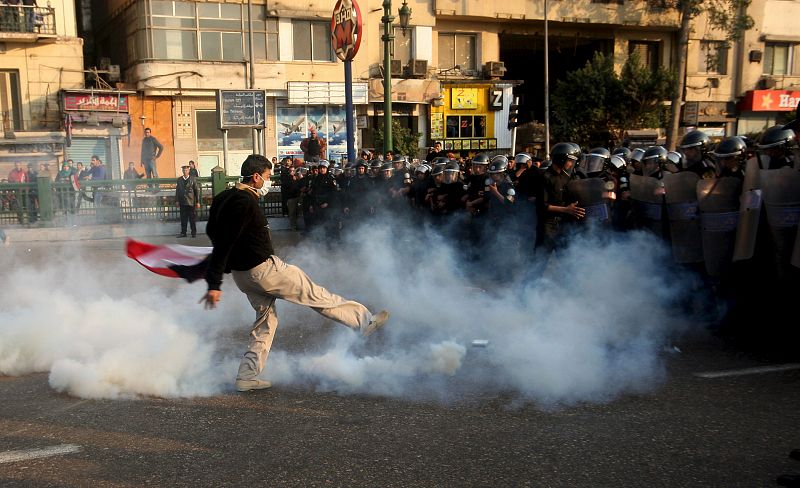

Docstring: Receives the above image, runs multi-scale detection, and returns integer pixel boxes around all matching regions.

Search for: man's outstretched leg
[252,256,389,336]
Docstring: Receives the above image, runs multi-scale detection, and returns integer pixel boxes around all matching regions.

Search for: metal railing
[0,170,283,227]
[0,5,56,35]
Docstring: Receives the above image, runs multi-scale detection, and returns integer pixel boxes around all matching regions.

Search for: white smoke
[0,220,696,407]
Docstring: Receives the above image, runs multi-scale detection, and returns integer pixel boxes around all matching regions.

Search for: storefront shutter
[64,138,109,168]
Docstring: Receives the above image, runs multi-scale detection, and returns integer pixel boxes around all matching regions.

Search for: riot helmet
[665,151,684,172]
[355,159,368,176]
[679,130,711,167]
[612,147,632,163]
[488,155,509,174]
[641,145,668,177]
[431,163,445,179]
[609,154,627,170]
[318,160,330,169]
[370,160,383,177]
[757,125,797,169]
[471,153,489,175]
[585,147,611,175]
[392,155,407,169]
[678,130,711,151]
[757,125,796,149]
[712,136,747,174]
[514,153,532,167]
[472,153,490,165]
[381,162,394,179]
[713,136,747,159]
[443,161,460,184]
[550,142,581,167]
[432,156,450,167]
[629,147,646,173]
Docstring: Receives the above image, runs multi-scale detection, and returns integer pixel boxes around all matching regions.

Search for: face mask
[256,177,272,196]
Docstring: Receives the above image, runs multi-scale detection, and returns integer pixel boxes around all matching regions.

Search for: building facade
[0,0,84,177]
[85,0,798,176]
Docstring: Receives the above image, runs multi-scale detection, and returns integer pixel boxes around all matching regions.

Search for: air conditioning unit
[107,65,121,82]
[390,59,403,77]
[759,76,777,89]
[483,61,506,79]
[410,59,428,77]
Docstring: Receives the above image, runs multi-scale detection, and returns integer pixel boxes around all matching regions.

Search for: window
[445,115,485,139]
[149,0,197,60]
[629,41,659,73]
[764,42,793,76]
[150,0,195,27]
[438,33,477,73]
[140,1,281,63]
[153,29,197,60]
[247,8,279,61]
[292,20,333,61]
[380,26,413,67]
[0,70,22,131]
[698,40,728,74]
[198,3,243,61]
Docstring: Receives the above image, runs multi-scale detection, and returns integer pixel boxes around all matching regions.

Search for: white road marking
[0,444,81,464]
[694,363,800,379]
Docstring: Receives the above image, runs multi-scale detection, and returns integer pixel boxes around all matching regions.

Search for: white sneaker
[362,310,390,337]
[234,378,272,392]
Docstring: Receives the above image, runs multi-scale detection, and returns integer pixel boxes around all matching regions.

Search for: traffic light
[507,103,520,130]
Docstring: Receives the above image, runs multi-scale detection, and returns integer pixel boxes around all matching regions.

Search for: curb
[3,216,290,242]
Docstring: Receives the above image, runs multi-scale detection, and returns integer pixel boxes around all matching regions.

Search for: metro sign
[331,0,362,62]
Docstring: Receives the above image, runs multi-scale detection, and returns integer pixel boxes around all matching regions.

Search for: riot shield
[567,178,611,224]
[733,158,762,261]
[760,166,800,273]
[663,172,703,264]
[697,177,743,277]
[629,174,665,237]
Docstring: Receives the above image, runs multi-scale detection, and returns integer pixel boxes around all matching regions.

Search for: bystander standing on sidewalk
[175,164,200,238]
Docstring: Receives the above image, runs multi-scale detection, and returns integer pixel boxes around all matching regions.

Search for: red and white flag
[126,239,211,282]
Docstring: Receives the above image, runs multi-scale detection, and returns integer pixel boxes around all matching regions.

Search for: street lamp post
[381,0,411,155]
[381,0,395,155]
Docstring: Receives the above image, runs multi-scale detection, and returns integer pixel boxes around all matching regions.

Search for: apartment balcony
[0,5,57,41]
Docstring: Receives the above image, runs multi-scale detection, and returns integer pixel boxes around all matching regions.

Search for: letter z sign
[489,89,503,111]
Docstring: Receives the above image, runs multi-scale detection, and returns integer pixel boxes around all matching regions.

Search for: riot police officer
[756,125,797,170]
[541,142,585,252]
[309,160,340,242]
[678,129,717,178]
[712,136,748,179]
[342,158,373,232]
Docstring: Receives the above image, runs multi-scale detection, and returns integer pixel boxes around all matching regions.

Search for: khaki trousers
[231,256,373,380]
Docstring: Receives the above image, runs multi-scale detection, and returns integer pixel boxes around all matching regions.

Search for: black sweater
[205,184,275,291]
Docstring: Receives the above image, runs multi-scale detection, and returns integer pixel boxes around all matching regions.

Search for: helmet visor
[585,154,607,174]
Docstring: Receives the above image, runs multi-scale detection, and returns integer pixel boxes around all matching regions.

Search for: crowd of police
[279,119,799,340]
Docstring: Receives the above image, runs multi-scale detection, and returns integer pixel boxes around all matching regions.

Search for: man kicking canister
[199,154,390,392]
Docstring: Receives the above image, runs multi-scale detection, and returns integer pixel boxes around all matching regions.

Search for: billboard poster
[277,107,306,159]
[277,105,352,163]
[307,107,326,133]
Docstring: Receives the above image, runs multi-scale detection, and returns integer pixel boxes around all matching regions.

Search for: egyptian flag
[126,239,211,283]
